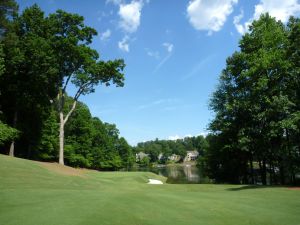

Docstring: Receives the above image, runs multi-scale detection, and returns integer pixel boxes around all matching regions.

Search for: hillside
[0,154,300,225]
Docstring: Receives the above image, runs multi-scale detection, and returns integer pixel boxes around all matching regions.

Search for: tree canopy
[201,14,300,185]
[0,1,132,170]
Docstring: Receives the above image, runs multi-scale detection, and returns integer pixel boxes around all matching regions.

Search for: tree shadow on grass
[226,185,282,191]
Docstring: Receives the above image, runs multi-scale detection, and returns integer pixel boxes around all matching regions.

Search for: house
[184,151,199,162]
[158,153,164,161]
[168,154,181,162]
[136,152,149,162]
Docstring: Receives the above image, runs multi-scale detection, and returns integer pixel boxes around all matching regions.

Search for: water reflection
[163,165,202,183]
[130,164,209,184]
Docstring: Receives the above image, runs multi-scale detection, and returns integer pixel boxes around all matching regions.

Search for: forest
[0,0,134,170]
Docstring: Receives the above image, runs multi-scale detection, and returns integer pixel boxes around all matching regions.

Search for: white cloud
[137,98,179,111]
[253,0,300,22]
[100,29,111,41]
[168,134,196,140]
[97,10,114,22]
[106,0,123,5]
[153,54,172,73]
[146,42,173,61]
[182,54,216,81]
[234,0,300,35]
[233,10,246,35]
[187,0,238,34]
[168,135,181,141]
[197,132,209,137]
[118,1,143,33]
[153,42,174,73]
[145,48,160,59]
[118,35,130,52]
[163,42,174,53]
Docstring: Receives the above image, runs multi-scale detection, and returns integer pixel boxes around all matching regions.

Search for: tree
[116,137,134,170]
[35,108,58,161]
[205,14,300,185]
[0,120,19,147]
[0,5,59,157]
[46,10,125,165]
[0,0,18,37]
[0,44,4,75]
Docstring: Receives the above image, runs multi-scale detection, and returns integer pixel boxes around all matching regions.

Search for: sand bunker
[148,179,163,184]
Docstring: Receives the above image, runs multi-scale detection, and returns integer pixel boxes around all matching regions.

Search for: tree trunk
[262,159,267,185]
[9,141,15,157]
[279,161,285,185]
[286,129,296,185]
[250,155,254,184]
[259,160,267,185]
[269,161,273,185]
[59,111,64,165]
[58,100,77,165]
[9,111,18,157]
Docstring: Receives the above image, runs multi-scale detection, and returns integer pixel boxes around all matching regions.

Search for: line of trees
[134,136,207,164]
[0,1,134,170]
[199,14,300,185]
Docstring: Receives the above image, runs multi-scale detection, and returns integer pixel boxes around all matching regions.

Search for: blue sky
[17,0,300,145]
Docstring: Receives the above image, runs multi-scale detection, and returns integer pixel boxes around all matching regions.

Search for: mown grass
[0,154,300,225]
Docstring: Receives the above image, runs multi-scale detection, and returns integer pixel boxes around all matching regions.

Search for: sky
[17,0,300,145]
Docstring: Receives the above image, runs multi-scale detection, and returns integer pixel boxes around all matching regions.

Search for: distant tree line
[134,136,207,164]
[199,14,300,185]
[0,1,134,170]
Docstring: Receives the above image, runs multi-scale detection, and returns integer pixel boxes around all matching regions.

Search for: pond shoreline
[128,163,210,184]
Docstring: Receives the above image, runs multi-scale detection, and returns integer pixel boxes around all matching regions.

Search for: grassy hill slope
[0,154,300,225]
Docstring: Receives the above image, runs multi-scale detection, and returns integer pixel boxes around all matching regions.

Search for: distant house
[168,154,181,162]
[136,152,149,162]
[158,153,164,161]
[184,151,199,162]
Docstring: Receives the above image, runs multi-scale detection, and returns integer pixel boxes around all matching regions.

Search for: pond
[129,164,210,184]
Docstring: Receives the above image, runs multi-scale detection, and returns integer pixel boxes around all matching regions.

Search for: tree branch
[62,74,72,94]
[74,81,93,100]
[63,100,77,125]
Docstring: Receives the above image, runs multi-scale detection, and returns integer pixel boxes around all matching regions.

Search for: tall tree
[0,0,18,37]
[0,5,59,156]
[205,14,300,185]
[47,10,125,165]
[0,44,4,75]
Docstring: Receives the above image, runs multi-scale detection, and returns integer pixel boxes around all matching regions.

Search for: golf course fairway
[0,154,300,225]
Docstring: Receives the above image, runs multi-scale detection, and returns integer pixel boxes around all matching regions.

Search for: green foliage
[0,44,4,76]
[0,0,18,37]
[117,137,135,169]
[134,136,207,164]
[0,120,19,145]
[46,8,125,101]
[60,98,134,170]
[35,109,58,161]
[0,3,131,171]
[139,156,150,166]
[0,4,61,158]
[204,14,300,185]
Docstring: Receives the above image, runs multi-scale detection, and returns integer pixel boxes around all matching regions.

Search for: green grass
[0,154,300,225]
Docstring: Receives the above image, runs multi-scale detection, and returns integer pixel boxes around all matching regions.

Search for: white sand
[148,179,163,184]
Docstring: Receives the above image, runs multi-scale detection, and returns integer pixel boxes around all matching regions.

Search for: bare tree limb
[63,100,77,124]
[62,74,72,94]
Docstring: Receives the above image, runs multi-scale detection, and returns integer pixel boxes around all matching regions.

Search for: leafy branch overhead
[72,58,125,101]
